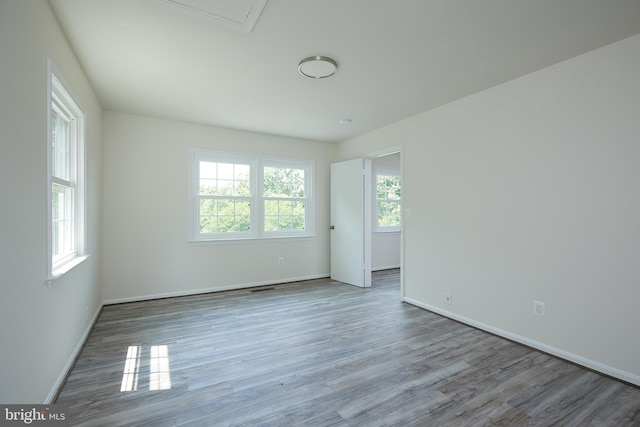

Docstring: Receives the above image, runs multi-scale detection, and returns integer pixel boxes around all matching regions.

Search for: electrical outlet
[533,300,546,317]
[277,257,284,265]
[445,293,453,305]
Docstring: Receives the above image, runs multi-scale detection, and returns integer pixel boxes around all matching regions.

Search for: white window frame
[374,168,401,233]
[189,150,314,242]
[47,60,87,285]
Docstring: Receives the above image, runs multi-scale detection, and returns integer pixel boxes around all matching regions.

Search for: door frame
[365,145,404,300]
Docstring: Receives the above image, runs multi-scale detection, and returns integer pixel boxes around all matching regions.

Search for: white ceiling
[48,0,640,143]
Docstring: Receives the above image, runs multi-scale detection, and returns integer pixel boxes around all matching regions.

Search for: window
[375,172,401,231]
[47,61,86,283]
[190,150,313,241]
[198,158,252,235]
[263,163,306,232]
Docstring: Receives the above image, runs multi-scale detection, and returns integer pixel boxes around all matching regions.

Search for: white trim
[363,158,372,288]
[45,303,103,404]
[103,274,330,305]
[403,297,640,387]
[373,230,401,235]
[187,235,316,245]
[372,264,401,272]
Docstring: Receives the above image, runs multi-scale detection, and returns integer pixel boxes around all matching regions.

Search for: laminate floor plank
[56,270,640,426]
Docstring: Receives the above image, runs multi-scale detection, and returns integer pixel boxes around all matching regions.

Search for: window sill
[47,255,89,289]
[188,235,315,245]
[374,229,401,235]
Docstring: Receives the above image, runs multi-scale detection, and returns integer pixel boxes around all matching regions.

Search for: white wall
[103,112,335,302]
[338,34,640,385]
[371,153,401,270]
[0,1,103,403]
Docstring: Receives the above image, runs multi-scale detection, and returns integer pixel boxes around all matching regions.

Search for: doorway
[371,152,401,274]
[330,146,403,299]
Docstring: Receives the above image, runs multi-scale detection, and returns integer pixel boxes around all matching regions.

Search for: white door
[330,158,371,287]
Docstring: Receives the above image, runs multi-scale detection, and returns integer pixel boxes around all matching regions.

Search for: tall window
[190,150,313,241]
[375,172,401,231]
[48,61,86,282]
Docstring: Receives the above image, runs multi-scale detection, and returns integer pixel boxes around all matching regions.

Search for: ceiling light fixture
[298,56,337,79]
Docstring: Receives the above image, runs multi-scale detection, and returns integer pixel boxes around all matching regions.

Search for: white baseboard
[403,297,640,387]
[103,274,331,305]
[46,304,103,404]
[372,264,401,271]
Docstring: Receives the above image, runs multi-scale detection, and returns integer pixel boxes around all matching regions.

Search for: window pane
[199,197,251,234]
[263,167,278,197]
[264,200,278,231]
[52,183,74,260]
[218,215,235,232]
[199,161,217,195]
[199,178,216,195]
[264,167,305,198]
[235,214,250,232]
[218,162,233,180]
[376,174,401,229]
[200,199,216,215]
[199,161,250,197]
[199,199,217,232]
[263,166,305,231]
[200,215,218,233]
[234,179,250,197]
[291,201,305,230]
[377,175,401,200]
[51,108,70,181]
[216,208,249,232]
[235,199,250,216]
[218,179,234,196]
[199,161,216,179]
[264,216,279,231]
[235,164,250,181]
[279,200,293,213]
[290,169,305,198]
[229,199,250,231]
[378,201,401,227]
[263,199,305,231]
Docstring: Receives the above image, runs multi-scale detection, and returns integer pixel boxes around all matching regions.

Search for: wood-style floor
[56,270,640,426]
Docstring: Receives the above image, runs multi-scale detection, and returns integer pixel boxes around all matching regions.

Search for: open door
[330,158,371,287]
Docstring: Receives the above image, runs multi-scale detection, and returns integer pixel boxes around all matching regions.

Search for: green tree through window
[199,161,251,233]
[263,167,305,231]
[376,174,401,229]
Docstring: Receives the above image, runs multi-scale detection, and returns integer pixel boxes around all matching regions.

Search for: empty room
[1,0,640,425]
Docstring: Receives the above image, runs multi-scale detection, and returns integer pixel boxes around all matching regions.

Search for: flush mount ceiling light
[298,56,338,79]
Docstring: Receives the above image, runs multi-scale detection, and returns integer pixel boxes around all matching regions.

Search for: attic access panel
[163,0,268,33]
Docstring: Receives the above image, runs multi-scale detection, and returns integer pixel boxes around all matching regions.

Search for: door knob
[330,225,335,230]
